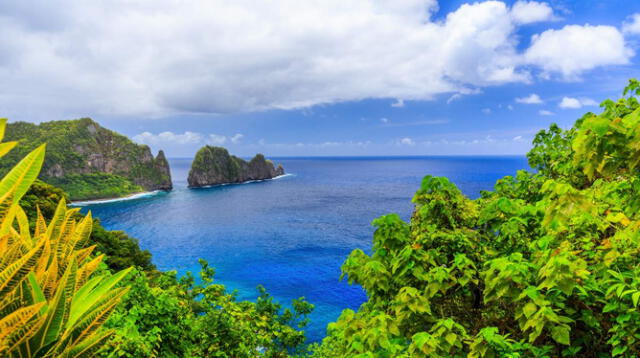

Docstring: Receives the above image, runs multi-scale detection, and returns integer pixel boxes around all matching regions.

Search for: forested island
[0,118,172,200]
[2,80,640,356]
[188,145,285,187]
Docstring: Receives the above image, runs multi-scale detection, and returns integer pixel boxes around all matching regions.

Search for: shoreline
[189,173,293,189]
[69,190,164,207]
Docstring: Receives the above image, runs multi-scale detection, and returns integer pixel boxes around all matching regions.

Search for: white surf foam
[69,190,163,207]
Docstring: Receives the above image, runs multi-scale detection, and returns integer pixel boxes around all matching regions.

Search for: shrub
[311,81,640,357]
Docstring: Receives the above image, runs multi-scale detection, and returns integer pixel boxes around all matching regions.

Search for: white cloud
[134,131,203,145]
[512,135,523,141]
[391,99,405,108]
[510,1,554,25]
[507,105,514,110]
[447,94,463,104]
[134,131,243,146]
[525,25,633,79]
[482,108,492,115]
[623,14,640,35]
[380,117,389,123]
[579,98,598,106]
[230,133,244,144]
[539,110,554,116]
[515,93,543,104]
[399,137,416,146]
[208,134,227,145]
[558,97,598,109]
[0,1,632,119]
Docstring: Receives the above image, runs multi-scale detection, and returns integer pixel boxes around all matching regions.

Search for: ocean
[79,156,529,341]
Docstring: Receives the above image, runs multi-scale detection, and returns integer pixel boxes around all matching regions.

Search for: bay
[80,156,529,341]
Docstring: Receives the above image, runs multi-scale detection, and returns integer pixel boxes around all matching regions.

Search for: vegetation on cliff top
[1,118,171,200]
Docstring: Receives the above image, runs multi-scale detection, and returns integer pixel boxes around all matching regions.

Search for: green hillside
[1,118,172,200]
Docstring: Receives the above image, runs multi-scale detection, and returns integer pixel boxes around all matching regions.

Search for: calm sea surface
[80,156,529,341]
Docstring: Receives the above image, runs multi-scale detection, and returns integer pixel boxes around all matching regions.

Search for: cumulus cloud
[380,117,389,124]
[516,93,543,104]
[230,134,244,144]
[207,134,228,145]
[623,14,640,35]
[133,131,203,145]
[510,1,554,24]
[391,99,405,108]
[558,97,598,109]
[0,0,632,119]
[525,25,633,79]
[134,131,243,146]
[539,110,555,116]
[399,137,416,146]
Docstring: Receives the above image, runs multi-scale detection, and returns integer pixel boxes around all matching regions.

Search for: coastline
[69,190,164,207]
[190,173,293,189]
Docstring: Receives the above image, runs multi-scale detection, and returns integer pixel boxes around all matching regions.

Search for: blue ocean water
[80,156,529,341]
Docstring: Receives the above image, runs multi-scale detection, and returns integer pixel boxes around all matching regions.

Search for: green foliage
[19,180,155,272]
[1,118,171,200]
[48,173,144,201]
[101,260,313,358]
[311,80,640,357]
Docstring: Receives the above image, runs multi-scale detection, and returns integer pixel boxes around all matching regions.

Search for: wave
[69,190,164,207]
[195,173,294,188]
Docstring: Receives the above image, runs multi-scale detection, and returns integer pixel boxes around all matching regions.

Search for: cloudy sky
[1,0,639,156]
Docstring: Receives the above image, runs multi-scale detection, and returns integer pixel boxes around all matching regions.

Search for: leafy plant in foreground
[0,118,132,357]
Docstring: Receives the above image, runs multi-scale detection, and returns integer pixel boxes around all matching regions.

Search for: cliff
[1,118,172,200]
[187,146,284,187]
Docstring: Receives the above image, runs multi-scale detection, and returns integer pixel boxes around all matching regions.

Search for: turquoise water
[80,156,529,341]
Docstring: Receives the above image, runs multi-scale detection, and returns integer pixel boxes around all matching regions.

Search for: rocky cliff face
[2,118,172,199]
[187,146,284,187]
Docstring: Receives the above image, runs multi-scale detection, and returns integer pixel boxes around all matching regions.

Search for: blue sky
[1,0,639,157]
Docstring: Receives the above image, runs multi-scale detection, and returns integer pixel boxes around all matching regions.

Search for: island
[1,118,172,200]
[187,146,284,187]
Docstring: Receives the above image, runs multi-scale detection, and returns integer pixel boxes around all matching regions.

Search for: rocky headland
[2,118,172,200]
[188,146,284,187]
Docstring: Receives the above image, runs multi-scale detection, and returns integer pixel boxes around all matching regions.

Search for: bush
[311,81,640,357]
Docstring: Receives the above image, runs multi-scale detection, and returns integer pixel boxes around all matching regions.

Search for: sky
[0,0,639,157]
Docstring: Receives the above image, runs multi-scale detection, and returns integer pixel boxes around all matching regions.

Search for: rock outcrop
[187,146,284,188]
[2,118,172,199]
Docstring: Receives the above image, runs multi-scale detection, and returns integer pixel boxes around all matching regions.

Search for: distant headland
[188,145,284,188]
[1,118,172,201]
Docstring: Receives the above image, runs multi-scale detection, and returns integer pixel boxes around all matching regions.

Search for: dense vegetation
[20,180,154,272]
[1,118,172,200]
[48,173,144,202]
[309,80,640,357]
[101,263,313,357]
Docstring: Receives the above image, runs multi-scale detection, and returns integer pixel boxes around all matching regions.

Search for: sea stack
[187,146,284,188]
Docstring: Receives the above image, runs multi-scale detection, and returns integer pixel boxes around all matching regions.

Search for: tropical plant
[310,80,640,357]
[0,118,132,357]
[101,259,314,358]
